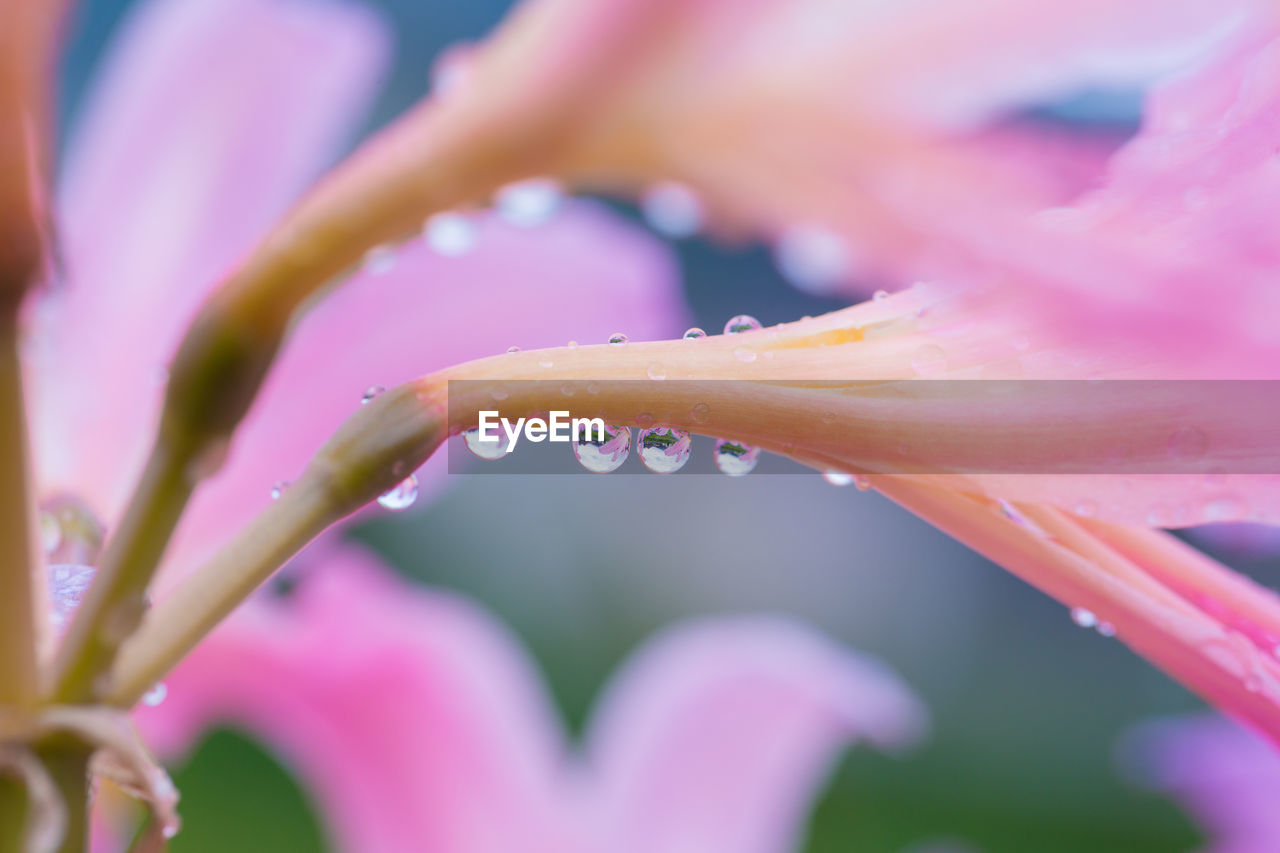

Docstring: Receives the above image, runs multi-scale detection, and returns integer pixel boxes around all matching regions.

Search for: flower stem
[0,308,40,709]
[36,739,90,853]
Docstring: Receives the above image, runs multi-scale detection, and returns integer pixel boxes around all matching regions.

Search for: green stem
[37,740,91,853]
[0,308,40,708]
[0,771,30,853]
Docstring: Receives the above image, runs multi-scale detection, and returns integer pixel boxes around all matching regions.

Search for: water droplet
[724,315,762,335]
[141,682,168,707]
[683,327,707,340]
[506,345,521,354]
[1167,426,1208,461]
[608,333,629,346]
[537,357,554,369]
[637,427,692,473]
[910,344,948,376]
[872,289,889,301]
[496,178,563,226]
[823,471,855,486]
[1096,621,1116,638]
[424,213,478,256]
[774,226,850,295]
[646,363,667,380]
[586,382,600,395]
[641,182,704,238]
[1071,607,1098,628]
[377,474,419,510]
[40,512,61,554]
[691,403,711,424]
[362,245,397,275]
[491,386,509,401]
[715,439,760,476]
[733,346,758,363]
[572,424,631,473]
[270,481,289,501]
[463,428,509,461]
[360,385,386,405]
[48,564,95,634]
[853,476,872,491]
[567,340,579,348]
[559,383,575,397]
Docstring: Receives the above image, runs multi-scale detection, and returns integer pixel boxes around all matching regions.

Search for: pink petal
[32,0,388,521]
[583,618,926,852]
[1122,715,1280,853]
[157,201,683,587]
[133,543,575,852]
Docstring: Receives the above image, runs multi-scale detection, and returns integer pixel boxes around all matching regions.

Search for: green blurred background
[61,0,1277,850]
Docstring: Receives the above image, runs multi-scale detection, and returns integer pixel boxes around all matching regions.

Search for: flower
[132,542,926,852]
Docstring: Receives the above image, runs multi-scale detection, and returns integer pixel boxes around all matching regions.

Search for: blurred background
[59,0,1278,850]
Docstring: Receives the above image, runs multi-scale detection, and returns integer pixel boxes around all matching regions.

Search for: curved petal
[583,618,926,852]
[32,0,389,522]
[157,201,684,586]
[1121,715,1280,852]
[133,544,574,853]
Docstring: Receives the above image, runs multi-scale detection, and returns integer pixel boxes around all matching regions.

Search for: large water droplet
[377,474,419,511]
[270,481,289,501]
[822,471,854,486]
[872,289,889,301]
[691,403,711,424]
[683,327,707,340]
[496,179,562,226]
[715,439,759,476]
[646,363,667,380]
[423,213,478,256]
[608,333,629,346]
[637,427,692,473]
[463,428,509,461]
[48,564,96,634]
[362,245,397,275]
[572,424,631,473]
[774,226,850,295]
[506,345,521,354]
[724,315,762,335]
[1070,607,1098,628]
[141,682,168,707]
[641,182,704,238]
[361,385,386,405]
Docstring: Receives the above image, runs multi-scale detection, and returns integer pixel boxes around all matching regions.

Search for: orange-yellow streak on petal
[872,476,1280,743]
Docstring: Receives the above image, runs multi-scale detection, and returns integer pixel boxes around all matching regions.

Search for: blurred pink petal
[158,201,683,585]
[31,0,388,522]
[584,619,926,852]
[134,545,923,852]
[1122,714,1280,853]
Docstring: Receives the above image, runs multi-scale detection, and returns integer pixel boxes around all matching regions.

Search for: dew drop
[537,358,554,369]
[715,439,760,476]
[463,428,509,461]
[506,345,521,354]
[637,427,692,473]
[48,564,95,634]
[872,289,889,301]
[559,383,575,397]
[910,344,948,376]
[608,333,629,346]
[646,363,667,380]
[377,474,419,510]
[853,476,872,491]
[1070,607,1098,628]
[141,682,168,707]
[733,346,758,363]
[496,178,562,226]
[270,481,289,501]
[424,213,478,256]
[567,340,580,348]
[362,245,397,275]
[691,403,711,424]
[774,226,850,295]
[682,327,707,340]
[1096,621,1117,638]
[724,314,762,335]
[823,471,855,486]
[360,385,386,405]
[641,182,704,238]
[572,424,631,473]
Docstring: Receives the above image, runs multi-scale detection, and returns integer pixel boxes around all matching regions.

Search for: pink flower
[1122,714,1280,853]
[29,0,684,584]
[133,543,926,852]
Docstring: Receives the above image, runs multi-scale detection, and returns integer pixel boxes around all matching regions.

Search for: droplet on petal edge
[637,427,692,474]
[377,474,419,511]
[360,385,386,405]
[506,345,521,354]
[641,182,704,238]
[423,212,478,256]
[572,424,632,473]
[724,315,762,335]
[646,363,667,380]
[463,428,509,461]
[495,178,563,227]
[683,327,706,340]
[1070,607,1098,628]
[823,471,854,486]
[270,481,289,501]
[141,682,168,707]
[608,333,629,346]
[714,439,760,476]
